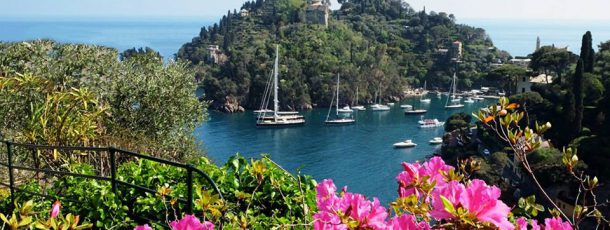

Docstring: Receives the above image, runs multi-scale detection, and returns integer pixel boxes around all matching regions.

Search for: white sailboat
[371,89,390,111]
[326,74,355,125]
[445,73,464,109]
[256,45,306,127]
[420,80,431,103]
[351,86,366,111]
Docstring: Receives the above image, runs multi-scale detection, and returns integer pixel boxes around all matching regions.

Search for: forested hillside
[178,0,511,112]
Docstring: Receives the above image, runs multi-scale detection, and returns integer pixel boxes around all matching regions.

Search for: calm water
[0,17,209,59]
[1,17,605,202]
[196,96,489,203]
[461,19,610,57]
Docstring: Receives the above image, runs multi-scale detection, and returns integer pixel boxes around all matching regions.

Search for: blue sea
[0,17,211,59]
[460,19,610,57]
[2,17,610,203]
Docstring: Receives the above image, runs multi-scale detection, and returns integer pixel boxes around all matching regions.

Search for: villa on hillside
[516,74,553,93]
[207,45,227,65]
[510,58,531,69]
[306,0,330,27]
[239,9,250,17]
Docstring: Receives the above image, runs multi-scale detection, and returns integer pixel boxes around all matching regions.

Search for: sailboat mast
[356,86,359,105]
[445,74,454,107]
[336,74,340,116]
[273,45,279,121]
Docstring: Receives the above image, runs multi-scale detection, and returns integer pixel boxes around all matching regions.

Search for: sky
[2,0,610,21]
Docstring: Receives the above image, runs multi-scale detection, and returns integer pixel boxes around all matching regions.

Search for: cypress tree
[573,58,584,136]
[580,31,595,73]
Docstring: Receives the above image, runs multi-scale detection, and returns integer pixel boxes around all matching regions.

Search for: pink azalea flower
[313,181,387,230]
[316,180,341,213]
[460,180,514,230]
[516,217,528,230]
[317,179,337,200]
[543,217,572,230]
[396,162,423,198]
[169,215,214,230]
[429,180,465,219]
[531,220,541,230]
[50,201,61,218]
[134,224,153,230]
[387,214,431,230]
[421,157,453,185]
[313,212,346,230]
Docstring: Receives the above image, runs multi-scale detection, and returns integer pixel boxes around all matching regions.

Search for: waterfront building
[306,0,330,27]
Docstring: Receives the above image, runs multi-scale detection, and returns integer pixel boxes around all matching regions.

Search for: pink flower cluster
[313,157,573,230]
[134,215,214,230]
[516,217,573,230]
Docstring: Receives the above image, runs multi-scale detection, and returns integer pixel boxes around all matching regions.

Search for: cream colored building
[516,74,552,93]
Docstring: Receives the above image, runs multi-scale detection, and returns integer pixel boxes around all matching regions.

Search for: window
[522,77,526,82]
[522,88,525,93]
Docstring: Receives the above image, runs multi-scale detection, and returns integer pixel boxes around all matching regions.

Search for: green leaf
[439,195,456,215]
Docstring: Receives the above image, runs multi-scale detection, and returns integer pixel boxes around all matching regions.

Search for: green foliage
[0,200,93,230]
[0,154,317,228]
[530,46,578,85]
[513,195,545,218]
[0,40,205,161]
[178,0,509,110]
[120,47,162,61]
[486,64,527,94]
[445,112,472,132]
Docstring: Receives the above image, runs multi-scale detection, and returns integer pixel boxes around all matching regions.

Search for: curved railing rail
[0,140,224,217]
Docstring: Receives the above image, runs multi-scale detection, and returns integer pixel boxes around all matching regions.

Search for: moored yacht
[256,45,305,127]
[445,73,464,109]
[326,73,355,125]
[371,104,391,111]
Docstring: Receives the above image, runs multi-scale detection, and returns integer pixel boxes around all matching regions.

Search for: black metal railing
[0,140,224,216]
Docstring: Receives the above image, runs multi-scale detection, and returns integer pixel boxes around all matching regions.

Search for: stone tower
[536,36,541,51]
[306,0,330,27]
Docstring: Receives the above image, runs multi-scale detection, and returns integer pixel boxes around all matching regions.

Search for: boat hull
[393,144,417,148]
[405,110,427,115]
[325,119,356,125]
[445,105,465,109]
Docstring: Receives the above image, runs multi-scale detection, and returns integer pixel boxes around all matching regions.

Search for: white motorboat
[420,98,431,103]
[351,105,366,111]
[387,102,395,106]
[472,97,485,101]
[326,73,355,125]
[464,98,475,103]
[429,137,443,145]
[256,45,305,127]
[337,106,354,113]
[400,104,413,109]
[371,104,391,111]
[394,139,417,148]
[419,119,445,128]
